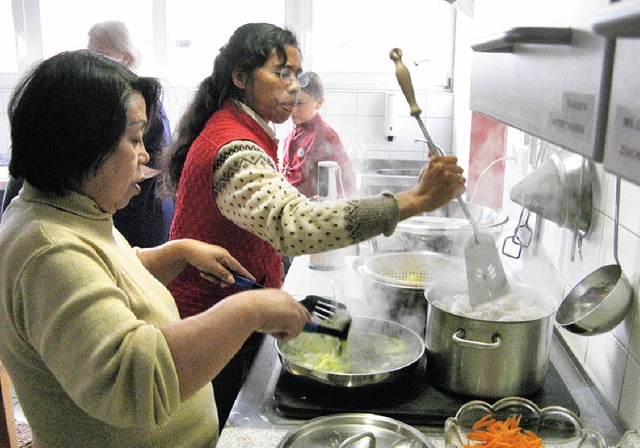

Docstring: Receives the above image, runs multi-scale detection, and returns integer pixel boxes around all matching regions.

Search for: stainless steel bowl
[372,201,509,255]
[556,264,632,335]
[396,201,509,237]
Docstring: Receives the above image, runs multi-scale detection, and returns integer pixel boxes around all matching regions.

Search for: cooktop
[273,361,579,426]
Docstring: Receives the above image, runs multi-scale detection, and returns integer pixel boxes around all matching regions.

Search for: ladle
[556,177,633,335]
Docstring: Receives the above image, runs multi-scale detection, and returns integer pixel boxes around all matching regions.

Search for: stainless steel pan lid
[277,413,435,448]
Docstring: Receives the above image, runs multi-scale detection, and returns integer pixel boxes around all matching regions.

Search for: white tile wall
[0,87,453,167]
[620,354,640,426]
[501,129,640,431]
[315,90,453,163]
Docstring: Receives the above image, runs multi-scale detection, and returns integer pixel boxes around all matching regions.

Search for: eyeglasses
[272,68,310,88]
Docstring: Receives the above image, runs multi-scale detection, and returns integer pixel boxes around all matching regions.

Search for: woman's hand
[395,155,466,221]
[247,289,313,340]
[161,288,312,399]
[184,241,255,287]
[136,239,254,286]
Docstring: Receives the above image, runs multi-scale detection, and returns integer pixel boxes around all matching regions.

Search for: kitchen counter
[217,254,628,448]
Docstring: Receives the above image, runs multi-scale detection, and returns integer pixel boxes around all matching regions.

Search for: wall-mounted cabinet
[593,0,640,185]
[469,0,614,161]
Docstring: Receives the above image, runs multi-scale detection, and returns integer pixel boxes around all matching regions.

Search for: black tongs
[300,294,352,341]
[202,271,352,340]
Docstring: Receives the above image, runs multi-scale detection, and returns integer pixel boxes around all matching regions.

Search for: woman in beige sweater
[0,49,311,447]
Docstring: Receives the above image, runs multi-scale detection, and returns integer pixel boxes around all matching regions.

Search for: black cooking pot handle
[452,330,502,350]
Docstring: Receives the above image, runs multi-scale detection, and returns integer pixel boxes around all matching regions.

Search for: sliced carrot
[463,414,543,448]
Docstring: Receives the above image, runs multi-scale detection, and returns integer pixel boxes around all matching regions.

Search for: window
[0,0,18,73]
[38,0,154,73]
[309,0,454,91]
[164,0,285,87]
[2,0,454,91]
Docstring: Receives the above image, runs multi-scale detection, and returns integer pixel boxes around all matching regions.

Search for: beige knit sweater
[0,184,218,448]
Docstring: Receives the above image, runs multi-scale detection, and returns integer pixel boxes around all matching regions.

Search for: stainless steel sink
[359,160,424,195]
[375,169,420,176]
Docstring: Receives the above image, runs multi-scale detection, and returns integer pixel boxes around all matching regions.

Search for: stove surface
[273,362,579,425]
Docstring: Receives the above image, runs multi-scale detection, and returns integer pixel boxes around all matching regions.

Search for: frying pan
[275,316,424,387]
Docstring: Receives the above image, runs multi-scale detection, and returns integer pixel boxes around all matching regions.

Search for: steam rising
[357,252,465,337]
[426,281,556,322]
[362,282,429,337]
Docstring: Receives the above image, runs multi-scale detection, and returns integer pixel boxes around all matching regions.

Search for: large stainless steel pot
[275,316,425,388]
[424,282,557,398]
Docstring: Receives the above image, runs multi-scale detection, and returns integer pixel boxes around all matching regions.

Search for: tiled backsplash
[313,90,454,162]
[1,87,453,164]
[500,130,640,431]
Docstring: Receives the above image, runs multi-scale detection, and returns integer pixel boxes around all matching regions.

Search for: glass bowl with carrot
[444,397,607,448]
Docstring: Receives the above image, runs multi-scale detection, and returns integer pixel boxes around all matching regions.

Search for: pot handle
[452,330,502,350]
[339,431,376,448]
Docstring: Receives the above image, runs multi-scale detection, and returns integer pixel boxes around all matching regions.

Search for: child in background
[281,72,356,198]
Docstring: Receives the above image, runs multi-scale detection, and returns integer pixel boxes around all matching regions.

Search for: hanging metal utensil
[502,208,533,259]
[389,47,510,305]
[556,177,633,335]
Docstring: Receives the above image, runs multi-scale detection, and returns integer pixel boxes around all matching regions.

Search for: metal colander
[353,251,465,289]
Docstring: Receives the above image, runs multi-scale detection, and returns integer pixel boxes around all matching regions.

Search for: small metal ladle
[556,177,633,335]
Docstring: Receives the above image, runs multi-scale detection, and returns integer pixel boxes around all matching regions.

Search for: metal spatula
[390,47,510,305]
[460,208,511,305]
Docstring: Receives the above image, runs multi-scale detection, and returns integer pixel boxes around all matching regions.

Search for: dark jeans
[212,332,264,432]
[283,255,294,276]
[113,177,172,248]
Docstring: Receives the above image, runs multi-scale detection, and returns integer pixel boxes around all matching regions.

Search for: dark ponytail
[160,23,299,197]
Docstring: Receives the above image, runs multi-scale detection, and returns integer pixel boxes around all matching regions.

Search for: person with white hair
[87,20,174,248]
[87,20,141,69]
[2,21,174,249]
